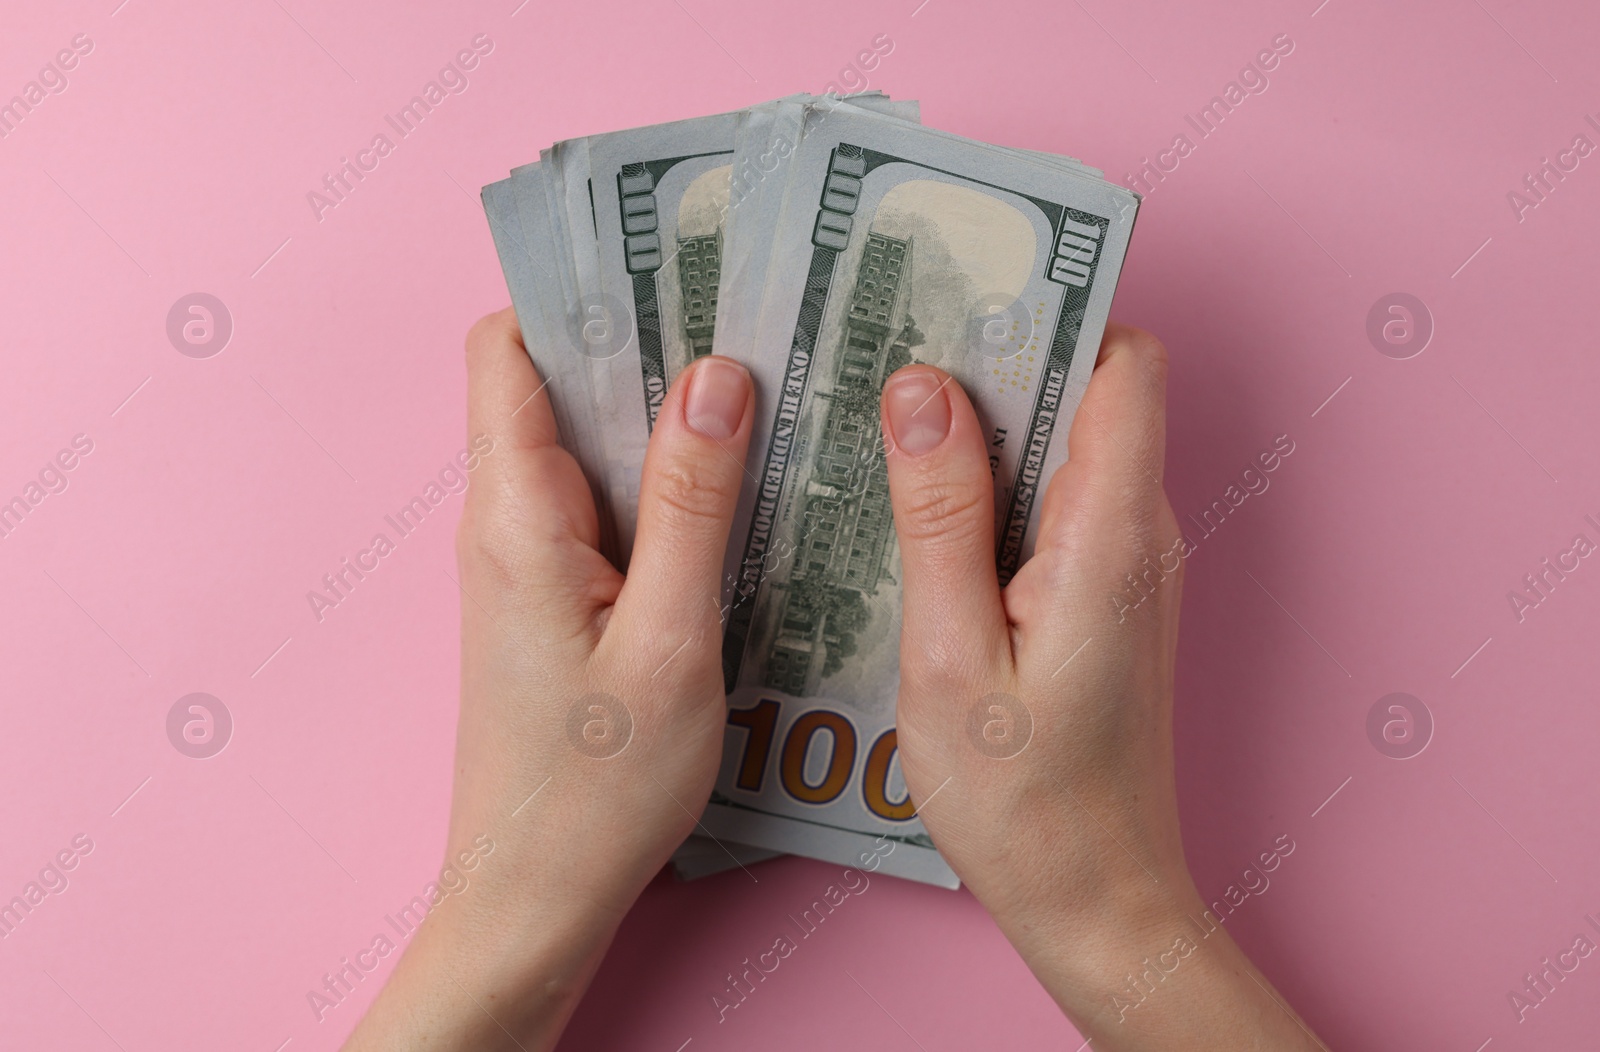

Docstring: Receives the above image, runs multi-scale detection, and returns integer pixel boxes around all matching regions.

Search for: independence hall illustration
[676,231,721,359]
[763,231,920,696]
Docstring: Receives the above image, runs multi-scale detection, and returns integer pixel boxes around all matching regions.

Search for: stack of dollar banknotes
[480,92,1138,888]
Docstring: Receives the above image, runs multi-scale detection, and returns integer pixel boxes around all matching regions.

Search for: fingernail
[684,357,749,440]
[884,370,951,456]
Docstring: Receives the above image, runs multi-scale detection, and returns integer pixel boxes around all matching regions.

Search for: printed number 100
[727,699,914,821]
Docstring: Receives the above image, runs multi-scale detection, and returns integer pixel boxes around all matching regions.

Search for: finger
[1036,323,1169,547]
[1006,325,1173,644]
[881,365,1010,687]
[610,355,754,639]
[461,307,605,615]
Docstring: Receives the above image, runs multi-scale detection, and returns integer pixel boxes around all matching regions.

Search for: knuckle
[459,482,558,575]
[1114,324,1169,385]
[465,308,520,364]
[1125,323,1168,362]
[905,632,981,695]
[1151,504,1187,582]
[457,505,588,621]
[649,458,737,531]
[894,477,988,545]
[1029,542,1077,593]
[1107,321,1166,360]
[457,504,536,591]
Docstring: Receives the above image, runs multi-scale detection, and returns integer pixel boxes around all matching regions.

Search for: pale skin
[342,308,1328,1051]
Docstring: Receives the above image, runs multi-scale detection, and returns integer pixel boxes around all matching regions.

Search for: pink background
[3,0,1598,1048]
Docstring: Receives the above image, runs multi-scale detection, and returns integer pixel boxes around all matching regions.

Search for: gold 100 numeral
[727,699,915,821]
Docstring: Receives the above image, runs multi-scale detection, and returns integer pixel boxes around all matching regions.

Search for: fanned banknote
[488,165,759,875]
[567,94,919,563]
[480,94,1139,888]
[702,101,1137,887]
[481,171,616,558]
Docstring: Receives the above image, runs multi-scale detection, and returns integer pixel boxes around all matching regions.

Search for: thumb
[611,356,754,643]
[881,366,1010,688]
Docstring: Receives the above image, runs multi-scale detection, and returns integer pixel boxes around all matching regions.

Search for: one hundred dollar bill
[701,102,1139,887]
[669,838,781,882]
[481,170,615,554]
[480,97,1135,888]
[575,95,920,564]
[569,97,922,881]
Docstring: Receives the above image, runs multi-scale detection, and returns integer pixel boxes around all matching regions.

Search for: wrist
[430,790,668,982]
[339,833,629,1052]
[986,869,1323,1049]
[989,868,1202,984]
[966,833,1211,1017]
[430,893,615,1004]
[343,881,618,1052]
[427,842,630,999]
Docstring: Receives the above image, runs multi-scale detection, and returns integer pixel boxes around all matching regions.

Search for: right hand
[879,324,1325,1049]
[879,322,1187,938]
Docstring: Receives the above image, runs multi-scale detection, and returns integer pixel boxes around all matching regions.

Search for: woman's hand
[343,309,754,1051]
[880,324,1326,1050]
[345,310,1324,1051]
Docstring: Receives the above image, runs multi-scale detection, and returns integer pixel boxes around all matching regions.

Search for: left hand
[343,308,755,1051]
